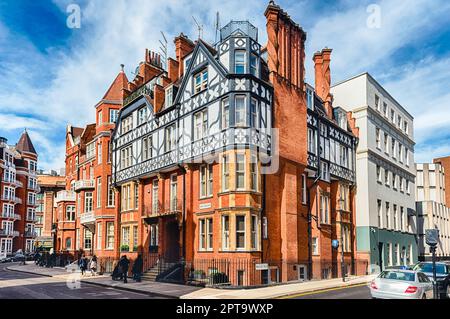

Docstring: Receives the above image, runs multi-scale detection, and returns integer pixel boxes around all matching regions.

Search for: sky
[0,0,449,170]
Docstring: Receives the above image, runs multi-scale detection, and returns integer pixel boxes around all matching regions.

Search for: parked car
[0,256,12,263]
[370,270,434,299]
[413,262,450,299]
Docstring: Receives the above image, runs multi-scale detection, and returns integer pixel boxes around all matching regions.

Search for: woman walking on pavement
[90,255,98,276]
[79,255,87,276]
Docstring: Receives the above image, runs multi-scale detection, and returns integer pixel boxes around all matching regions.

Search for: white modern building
[416,162,450,260]
[331,73,417,270]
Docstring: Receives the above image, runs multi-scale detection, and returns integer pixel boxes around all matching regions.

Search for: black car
[413,262,450,299]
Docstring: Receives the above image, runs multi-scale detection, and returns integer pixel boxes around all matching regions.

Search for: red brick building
[55,70,128,271]
[108,2,362,286]
[0,132,39,257]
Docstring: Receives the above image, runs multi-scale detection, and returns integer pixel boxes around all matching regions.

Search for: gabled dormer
[217,21,261,78]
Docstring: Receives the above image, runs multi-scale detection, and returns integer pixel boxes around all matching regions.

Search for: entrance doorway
[378,242,384,271]
[297,264,308,281]
[163,220,180,262]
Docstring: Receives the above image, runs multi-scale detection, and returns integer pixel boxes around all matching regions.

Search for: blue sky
[0,0,450,170]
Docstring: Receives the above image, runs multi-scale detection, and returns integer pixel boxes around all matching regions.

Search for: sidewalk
[180,275,377,299]
[7,263,376,299]
[6,263,201,299]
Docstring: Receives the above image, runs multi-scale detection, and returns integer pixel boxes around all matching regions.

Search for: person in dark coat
[132,255,143,282]
[78,255,88,275]
[118,255,130,283]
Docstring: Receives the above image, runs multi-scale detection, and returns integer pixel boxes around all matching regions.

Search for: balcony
[24,231,37,238]
[1,195,22,204]
[28,184,41,192]
[55,190,76,203]
[3,179,23,188]
[74,180,95,192]
[26,215,38,222]
[80,212,95,224]
[0,229,20,237]
[0,211,21,220]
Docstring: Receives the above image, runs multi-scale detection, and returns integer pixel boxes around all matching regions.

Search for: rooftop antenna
[192,16,203,39]
[214,11,220,43]
[159,31,168,70]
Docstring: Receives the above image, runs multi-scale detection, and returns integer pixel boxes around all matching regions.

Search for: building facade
[331,73,417,271]
[109,2,361,285]
[416,162,450,260]
[55,70,127,271]
[36,172,65,250]
[0,132,39,257]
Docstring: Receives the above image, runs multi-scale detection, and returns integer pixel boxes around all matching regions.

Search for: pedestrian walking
[111,262,123,281]
[132,254,143,282]
[79,255,88,276]
[90,255,98,276]
[118,255,130,283]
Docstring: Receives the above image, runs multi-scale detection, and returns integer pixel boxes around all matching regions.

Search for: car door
[418,273,433,299]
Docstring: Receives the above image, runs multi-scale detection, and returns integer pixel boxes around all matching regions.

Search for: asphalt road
[288,283,372,299]
[0,263,161,299]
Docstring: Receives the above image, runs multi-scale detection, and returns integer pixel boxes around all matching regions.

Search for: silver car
[370,270,433,299]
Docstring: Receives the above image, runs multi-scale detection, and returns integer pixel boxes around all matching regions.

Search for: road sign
[255,263,269,271]
[426,229,439,246]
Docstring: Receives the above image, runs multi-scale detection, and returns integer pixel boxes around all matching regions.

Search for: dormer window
[194,69,208,94]
[235,50,246,74]
[121,116,132,134]
[165,86,173,108]
[137,107,147,126]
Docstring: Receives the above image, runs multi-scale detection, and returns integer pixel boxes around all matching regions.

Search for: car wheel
[446,285,450,299]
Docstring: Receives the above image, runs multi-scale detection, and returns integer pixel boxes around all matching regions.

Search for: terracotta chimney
[264,1,306,88]
[153,84,165,114]
[313,48,333,118]
[167,57,179,83]
[174,33,195,78]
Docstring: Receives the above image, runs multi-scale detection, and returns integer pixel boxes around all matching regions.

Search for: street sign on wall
[255,263,269,271]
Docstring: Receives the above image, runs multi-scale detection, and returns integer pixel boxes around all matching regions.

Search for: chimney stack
[174,33,195,78]
[313,48,333,118]
[265,1,307,88]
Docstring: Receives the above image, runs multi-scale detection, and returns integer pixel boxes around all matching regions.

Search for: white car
[370,270,434,299]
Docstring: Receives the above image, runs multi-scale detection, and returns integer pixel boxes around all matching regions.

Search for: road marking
[278,283,369,299]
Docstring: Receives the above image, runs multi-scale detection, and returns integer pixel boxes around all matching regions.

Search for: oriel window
[235,50,246,74]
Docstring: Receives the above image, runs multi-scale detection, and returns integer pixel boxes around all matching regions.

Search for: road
[286,283,372,299]
[0,263,161,299]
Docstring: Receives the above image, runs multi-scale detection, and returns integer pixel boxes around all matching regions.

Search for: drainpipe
[261,173,266,262]
[306,116,321,280]
[177,164,186,262]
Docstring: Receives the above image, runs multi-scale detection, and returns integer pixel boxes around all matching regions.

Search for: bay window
[235,95,246,127]
[234,50,246,74]
[236,215,246,249]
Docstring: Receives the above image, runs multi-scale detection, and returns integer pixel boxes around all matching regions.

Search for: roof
[102,69,129,101]
[16,130,37,154]
[38,175,66,187]
[72,127,84,138]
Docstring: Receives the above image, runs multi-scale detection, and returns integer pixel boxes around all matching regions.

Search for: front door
[378,242,384,272]
[164,220,180,262]
[298,264,307,281]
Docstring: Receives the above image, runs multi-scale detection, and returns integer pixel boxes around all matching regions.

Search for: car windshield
[413,263,448,275]
[379,271,415,282]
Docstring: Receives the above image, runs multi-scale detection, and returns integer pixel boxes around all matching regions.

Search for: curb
[6,266,53,278]
[6,266,177,299]
[273,281,371,299]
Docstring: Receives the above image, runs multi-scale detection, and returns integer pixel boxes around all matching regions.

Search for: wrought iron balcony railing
[0,229,20,237]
